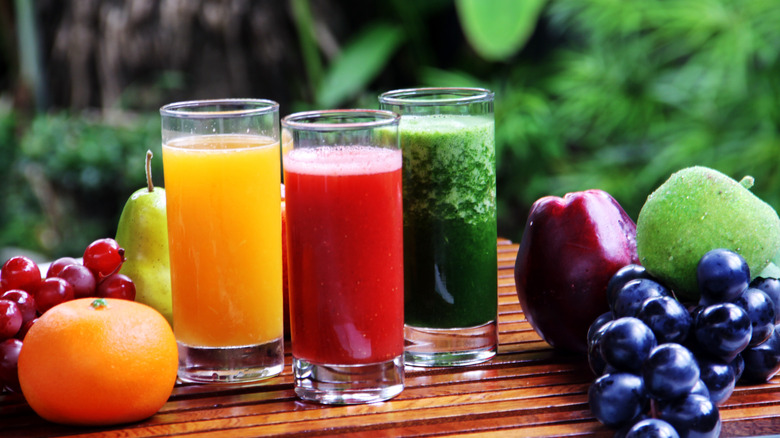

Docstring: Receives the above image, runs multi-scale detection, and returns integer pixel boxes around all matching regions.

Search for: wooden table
[2,239,780,437]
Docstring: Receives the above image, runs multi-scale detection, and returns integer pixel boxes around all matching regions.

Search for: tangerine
[18,297,178,426]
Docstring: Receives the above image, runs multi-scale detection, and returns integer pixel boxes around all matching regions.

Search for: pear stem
[145,150,154,192]
[739,175,754,190]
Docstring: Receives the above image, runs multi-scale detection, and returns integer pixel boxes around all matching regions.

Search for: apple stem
[145,150,154,193]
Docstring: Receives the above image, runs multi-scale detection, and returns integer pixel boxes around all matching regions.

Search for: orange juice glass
[160,99,284,383]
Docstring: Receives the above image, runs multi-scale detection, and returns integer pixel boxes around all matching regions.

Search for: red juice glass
[282,109,404,405]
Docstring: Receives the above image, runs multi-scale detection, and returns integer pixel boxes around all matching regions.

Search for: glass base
[293,355,404,405]
[177,337,284,384]
[404,320,497,367]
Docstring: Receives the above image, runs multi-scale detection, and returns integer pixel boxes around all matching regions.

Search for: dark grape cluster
[0,238,134,393]
[588,248,780,437]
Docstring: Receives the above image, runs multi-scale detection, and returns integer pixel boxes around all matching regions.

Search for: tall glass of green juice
[379,88,497,367]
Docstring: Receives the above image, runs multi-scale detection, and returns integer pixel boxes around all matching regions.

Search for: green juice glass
[379,88,497,367]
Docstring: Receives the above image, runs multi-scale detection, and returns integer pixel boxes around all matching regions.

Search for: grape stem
[650,398,658,419]
[145,150,154,192]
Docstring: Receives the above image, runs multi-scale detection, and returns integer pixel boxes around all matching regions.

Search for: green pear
[636,166,780,301]
[116,150,173,325]
[759,262,780,279]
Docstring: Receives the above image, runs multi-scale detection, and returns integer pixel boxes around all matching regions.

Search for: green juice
[400,114,497,329]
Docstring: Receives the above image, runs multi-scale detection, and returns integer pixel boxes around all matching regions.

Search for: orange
[18,298,178,426]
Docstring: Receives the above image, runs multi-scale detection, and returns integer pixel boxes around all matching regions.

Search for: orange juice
[163,134,282,348]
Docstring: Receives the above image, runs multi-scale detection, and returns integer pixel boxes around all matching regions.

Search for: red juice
[284,146,404,365]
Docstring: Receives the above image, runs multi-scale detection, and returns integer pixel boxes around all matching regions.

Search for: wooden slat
[1,239,779,437]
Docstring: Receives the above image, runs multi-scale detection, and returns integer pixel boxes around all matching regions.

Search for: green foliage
[0,109,16,177]
[456,0,547,61]
[292,0,451,110]
[1,113,161,257]
[317,24,405,108]
[0,110,41,252]
[490,0,780,241]
[4,0,780,254]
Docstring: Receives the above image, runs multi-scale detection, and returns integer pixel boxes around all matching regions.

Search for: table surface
[2,239,780,437]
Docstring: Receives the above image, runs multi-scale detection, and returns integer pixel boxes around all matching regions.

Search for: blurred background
[1,0,779,260]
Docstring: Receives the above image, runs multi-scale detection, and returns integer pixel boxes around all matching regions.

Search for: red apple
[514,189,639,353]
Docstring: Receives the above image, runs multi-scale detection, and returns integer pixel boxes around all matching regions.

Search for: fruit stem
[145,150,154,193]
[650,398,657,419]
[91,298,109,310]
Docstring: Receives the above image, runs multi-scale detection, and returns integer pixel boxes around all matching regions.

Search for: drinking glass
[379,88,498,367]
[160,99,284,383]
[282,109,404,404]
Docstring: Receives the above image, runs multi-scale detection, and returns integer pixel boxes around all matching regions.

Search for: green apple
[115,150,172,326]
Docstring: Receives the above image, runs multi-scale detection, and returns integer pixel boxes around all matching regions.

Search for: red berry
[83,238,125,280]
[35,277,75,314]
[0,338,23,393]
[46,257,80,278]
[0,300,22,341]
[1,256,42,294]
[57,263,97,299]
[0,290,36,323]
[96,273,136,301]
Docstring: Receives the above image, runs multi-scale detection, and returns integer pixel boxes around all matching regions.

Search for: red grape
[35,277,75,314]
[0,338,23,393]
[0,300,22,341]
[1,256,42,294]
[15,318,36,340]
[46,256,80,278]
[0,290,36,323]
[57,263,97,299]
[96,273,136,301]
[83,238,125,280]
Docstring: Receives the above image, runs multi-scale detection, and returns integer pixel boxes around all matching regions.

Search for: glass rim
[378,87,494,106]
[160,98,279,119]
[281,109,400,131]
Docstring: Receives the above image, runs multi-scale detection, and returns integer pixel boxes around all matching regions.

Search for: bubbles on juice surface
[283,146,401,176]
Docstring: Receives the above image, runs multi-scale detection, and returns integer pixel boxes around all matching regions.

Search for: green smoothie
[400,114,497,329]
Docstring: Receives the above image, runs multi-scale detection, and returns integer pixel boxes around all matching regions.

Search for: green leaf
[455,0,547,61]
[316,23,404,108]
[418,67,486,88]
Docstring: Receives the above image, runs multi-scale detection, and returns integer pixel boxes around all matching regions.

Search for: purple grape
[697,356,736,406]
[588,316,614,376]
[731,354,745,382]
[607,264,653,312]
[697,249,749,305]
[694,303,751,362]
[750,277,780,324]
[637,296,692,344]
[589,372,648,428]
[741,326,780,383]
[625,418,680,438]
[658,393,721,438]
[614,279,671,318]
[600,317,658,373]
[642,343,700,401]
[732,287,776,346]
